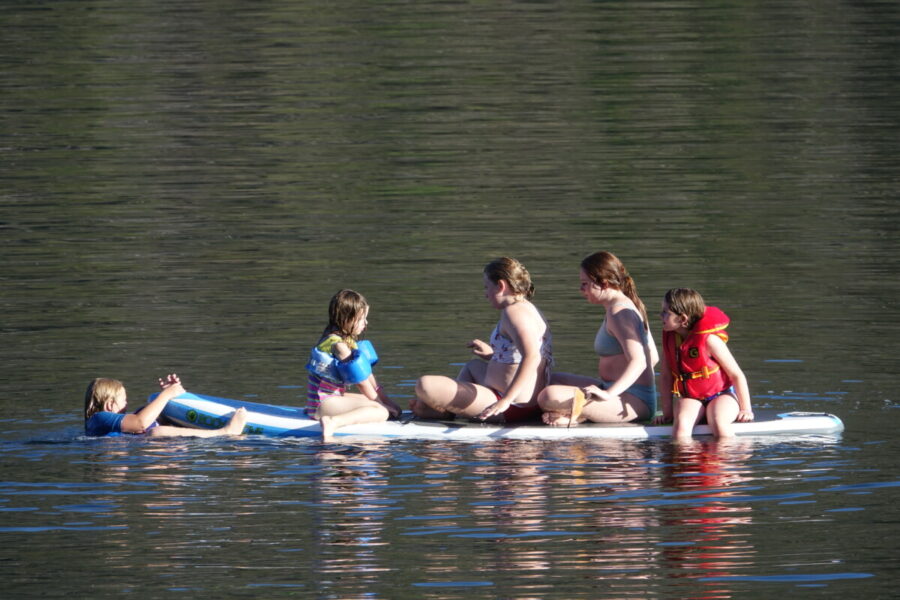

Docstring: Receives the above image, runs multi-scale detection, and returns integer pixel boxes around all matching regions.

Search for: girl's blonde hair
[323,289,369,340]
[484,257,535,300]
[84,378,125,420]
[581,251,649,330]
[664,288,706,330]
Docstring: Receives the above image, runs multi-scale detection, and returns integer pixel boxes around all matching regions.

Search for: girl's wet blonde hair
[323,289,369,340]
[484,257,535,300]
[84,378,125,420]
[581,251,650,330]
[664,288,707,330]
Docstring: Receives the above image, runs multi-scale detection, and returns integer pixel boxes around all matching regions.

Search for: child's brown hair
[664,288,707,330]
[323,289,369,340]
[582,251,649,330]
[484,257,535,300]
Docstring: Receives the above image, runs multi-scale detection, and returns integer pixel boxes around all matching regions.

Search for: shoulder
[607,304,644,334]
[503,301,545,330]
[85,411,125,437]
[705,333,733,360]
[706,332,728,349]
[317,333,354,353]
[506,299,542,318]
[332,341,353,360]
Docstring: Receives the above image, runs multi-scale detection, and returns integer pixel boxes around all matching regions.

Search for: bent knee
[372,403,391,422]
[536,387,553,409]
[537,385,569,410]
[415,375,447,401]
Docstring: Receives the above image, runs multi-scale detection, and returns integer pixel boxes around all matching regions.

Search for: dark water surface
[2,1,898,598]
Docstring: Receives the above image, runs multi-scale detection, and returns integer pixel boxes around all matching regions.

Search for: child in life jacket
[84,373,247,437]
[654,288,753,440]
[305,289,401,441]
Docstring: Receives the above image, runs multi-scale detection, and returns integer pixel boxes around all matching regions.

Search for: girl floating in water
[84,374,247,437]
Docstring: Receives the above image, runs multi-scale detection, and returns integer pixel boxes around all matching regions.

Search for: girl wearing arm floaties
[654,288,753,440]
[84,374,247,438]
[305,289,401,441]
[411,257,553,423]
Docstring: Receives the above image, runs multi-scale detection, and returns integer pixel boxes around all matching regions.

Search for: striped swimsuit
[306,334,355,418]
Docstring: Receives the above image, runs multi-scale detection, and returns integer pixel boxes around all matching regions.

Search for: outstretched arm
[121,374,184,433]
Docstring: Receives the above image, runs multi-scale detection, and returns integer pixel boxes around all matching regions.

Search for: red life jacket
[663,306,732,399]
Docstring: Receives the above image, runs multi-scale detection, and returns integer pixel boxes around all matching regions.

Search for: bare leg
[538,383,591,426]
[414,375,505,421]
[457,358,488,384]
[538,374,600,421]
[319,394,390,441]
[149,407,248,437]
[672,398,704,442]
[706,393,740,438]
[409,395,455,419]
[578,392,650,424]
[538,374,651,425]
[411,360,492,420]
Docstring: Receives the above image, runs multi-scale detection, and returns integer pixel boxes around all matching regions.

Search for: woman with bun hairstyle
[538,251,658,425]
[412,257,553,423]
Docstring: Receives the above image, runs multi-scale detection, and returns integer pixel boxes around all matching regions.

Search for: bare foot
[320,415,336,442]
[224,407,248,435]
[542,411,583,427]
[409,397,455,420]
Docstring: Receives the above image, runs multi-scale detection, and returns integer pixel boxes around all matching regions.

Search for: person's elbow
[519,351,543,372]
[119,415,147,434]
[649,347,660,368]
[628,351,647,371]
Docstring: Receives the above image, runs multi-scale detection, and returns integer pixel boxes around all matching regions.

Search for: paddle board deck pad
[158,392,844,441]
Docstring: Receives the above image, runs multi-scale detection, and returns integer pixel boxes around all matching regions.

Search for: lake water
[2,0,898,598]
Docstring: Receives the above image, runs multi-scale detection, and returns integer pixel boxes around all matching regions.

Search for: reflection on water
[0,431,892,598]
[656,441,756,599]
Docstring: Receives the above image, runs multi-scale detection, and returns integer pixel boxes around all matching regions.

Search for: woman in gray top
[538,251,658,425]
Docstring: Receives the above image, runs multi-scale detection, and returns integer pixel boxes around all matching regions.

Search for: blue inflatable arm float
[336,341,380,384]
[336,351,372,384]
[357,340,379,366]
